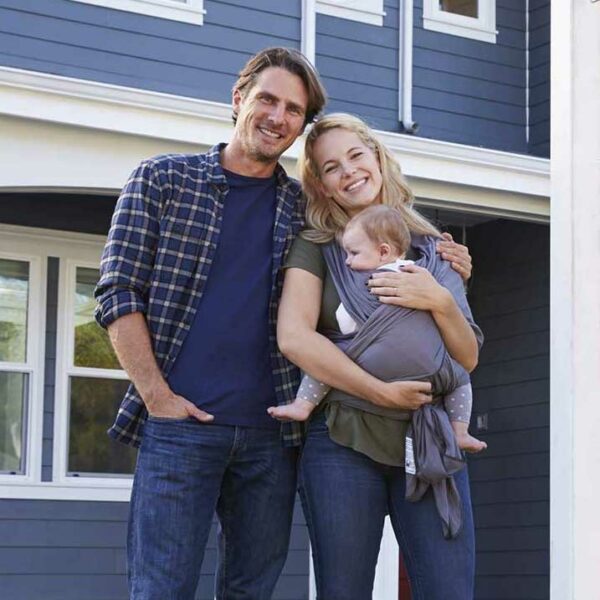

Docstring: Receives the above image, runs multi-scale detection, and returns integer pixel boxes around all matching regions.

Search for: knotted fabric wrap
[321,235,481,538]
[406,401,465,539]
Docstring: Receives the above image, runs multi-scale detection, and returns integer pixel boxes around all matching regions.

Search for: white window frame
[53,258,133,492]
[316,0,386,26]
[423,0,497,43]
[0,225,132,502]
[0,241,45,487]
[69,0,205,26]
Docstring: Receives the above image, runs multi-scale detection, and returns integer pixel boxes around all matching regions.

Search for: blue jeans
[128,417,298,600]
[299,412,475,600]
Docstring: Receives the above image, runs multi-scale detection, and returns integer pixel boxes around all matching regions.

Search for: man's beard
[242,136,285,163]
[238,114,287,163]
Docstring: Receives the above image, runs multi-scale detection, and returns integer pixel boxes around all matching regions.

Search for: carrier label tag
[405,436,416,475]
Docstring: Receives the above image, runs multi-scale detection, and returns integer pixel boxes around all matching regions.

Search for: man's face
[232,67,309,164]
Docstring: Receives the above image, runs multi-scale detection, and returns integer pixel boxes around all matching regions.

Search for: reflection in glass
[68,376,136,476]
[439,0,478,18]
[0,259,29,364]
[0,372,27,474]
[74,267,120,370]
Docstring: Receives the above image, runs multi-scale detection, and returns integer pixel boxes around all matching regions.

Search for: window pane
[0,371,28,474]
[0,259,29,363]
[74,267,120,369]
[440,0,478,17]
[68,376,136,476]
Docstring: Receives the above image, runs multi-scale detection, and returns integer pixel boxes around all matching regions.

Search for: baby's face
[342,224,386,271]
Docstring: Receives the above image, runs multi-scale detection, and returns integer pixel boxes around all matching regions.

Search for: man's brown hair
[233,47,327,127]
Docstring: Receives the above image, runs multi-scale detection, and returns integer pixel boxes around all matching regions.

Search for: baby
[269,205,486,453]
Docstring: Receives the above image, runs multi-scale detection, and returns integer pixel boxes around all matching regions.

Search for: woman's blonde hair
[299,113,439,243]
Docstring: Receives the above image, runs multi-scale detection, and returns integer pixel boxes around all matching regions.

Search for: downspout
[525,0,530,146]
[301,0,317,65]
[399,0,418,133]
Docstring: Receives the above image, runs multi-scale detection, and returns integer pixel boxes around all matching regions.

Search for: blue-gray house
[0,1,550,598]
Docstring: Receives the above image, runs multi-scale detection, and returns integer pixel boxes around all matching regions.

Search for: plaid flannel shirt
[95,144,305,447]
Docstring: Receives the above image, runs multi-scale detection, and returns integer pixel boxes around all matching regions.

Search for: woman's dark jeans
[299,412,475,600]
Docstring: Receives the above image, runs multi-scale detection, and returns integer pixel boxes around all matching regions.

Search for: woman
[277,114,479,599]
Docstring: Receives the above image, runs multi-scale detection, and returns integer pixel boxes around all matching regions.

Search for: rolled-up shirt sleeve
[94,159,166,329]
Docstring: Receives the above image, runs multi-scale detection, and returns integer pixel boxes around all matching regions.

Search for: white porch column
[550,2,600,599]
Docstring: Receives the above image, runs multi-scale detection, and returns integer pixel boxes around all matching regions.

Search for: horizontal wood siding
[315,0,399,132]
[0,498,308,599]
[1,0,547,157]
[0,0,300,102]
[528,0,550,157]
[412,0,528,152]
[467,219,549,600]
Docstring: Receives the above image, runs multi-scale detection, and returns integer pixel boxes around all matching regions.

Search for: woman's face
[312,129,383,217]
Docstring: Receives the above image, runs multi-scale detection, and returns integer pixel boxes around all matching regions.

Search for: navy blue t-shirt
[167,168,278,428]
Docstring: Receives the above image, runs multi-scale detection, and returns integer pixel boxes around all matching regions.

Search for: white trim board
[316,0,386,26]
[550,1,600,598]
[0,66,549,206]
[0,482,132,502]
[68,0,205,26]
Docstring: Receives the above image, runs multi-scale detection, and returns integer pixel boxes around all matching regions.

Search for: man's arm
[95,159,212,422]
[277,268,433,411]
[95,159,164,329]
[108,313,213,421]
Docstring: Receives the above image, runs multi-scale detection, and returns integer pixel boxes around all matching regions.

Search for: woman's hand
[368,264,453,312]
[436,232,472,281]
[373,380,433,410]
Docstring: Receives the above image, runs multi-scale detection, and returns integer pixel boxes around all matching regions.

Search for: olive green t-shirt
[284,235,410,467]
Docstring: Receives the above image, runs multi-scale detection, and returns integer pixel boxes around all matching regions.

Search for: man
[95,47,471,599]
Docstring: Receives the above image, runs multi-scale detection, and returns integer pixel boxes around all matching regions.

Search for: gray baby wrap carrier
[322,234,483,539]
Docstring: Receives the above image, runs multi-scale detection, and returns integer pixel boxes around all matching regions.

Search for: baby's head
[342,205,411,271]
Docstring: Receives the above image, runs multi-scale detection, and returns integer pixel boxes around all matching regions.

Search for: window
[69,0,205,26]
[0,259,30,475]
[54,261,136,485]
[423,0,497,43]
[441,0,478,18]
[316,0,386,27]
[0,226,139,500]
[0,248,44,485]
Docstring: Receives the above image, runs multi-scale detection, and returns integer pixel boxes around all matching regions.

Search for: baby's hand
[268,399,316,422]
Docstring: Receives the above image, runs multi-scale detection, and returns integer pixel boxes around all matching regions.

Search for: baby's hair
[345,205,411,256]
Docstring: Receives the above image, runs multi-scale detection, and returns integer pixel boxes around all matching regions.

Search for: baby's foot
[267,399,315,422]
[455,431,487,453]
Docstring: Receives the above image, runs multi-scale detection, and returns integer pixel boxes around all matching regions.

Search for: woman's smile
[344,177,368,192]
